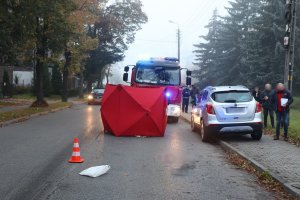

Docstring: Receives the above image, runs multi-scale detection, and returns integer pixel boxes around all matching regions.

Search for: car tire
[173,117,179,123]
[168,116,179,123]
[200,119,211,142]
[251,130,262,140]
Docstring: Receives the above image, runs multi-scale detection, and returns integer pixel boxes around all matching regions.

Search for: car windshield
[93,89,104,94]
[212,91,253,103]
[135,67,180,86]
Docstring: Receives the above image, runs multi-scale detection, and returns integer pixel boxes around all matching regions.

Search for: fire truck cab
[123,57,192,123]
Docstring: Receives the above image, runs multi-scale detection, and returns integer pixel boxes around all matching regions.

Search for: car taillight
[256,102,262,113]
[206,104,215,115]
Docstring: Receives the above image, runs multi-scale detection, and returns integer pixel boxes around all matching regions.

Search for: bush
[13,86,31,95]
[2,70,12,97]
[68,89,79,97]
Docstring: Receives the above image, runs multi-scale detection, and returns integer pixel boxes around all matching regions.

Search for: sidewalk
[180,110,300,197]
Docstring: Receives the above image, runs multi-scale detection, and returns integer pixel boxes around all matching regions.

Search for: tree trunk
[106,66,111,84]
[31,17,48,107]
[87,80,92,92]
[31,61,48,107]
[98,77,104,88]
[78,68,84,99]
[36,60,44,102]
[62,66,69,102]
[62,50,71,102]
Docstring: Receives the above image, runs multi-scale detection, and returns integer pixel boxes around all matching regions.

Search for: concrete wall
[13,71,34,86]
[0,66,33,86]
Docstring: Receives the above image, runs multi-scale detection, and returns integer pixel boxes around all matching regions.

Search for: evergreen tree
[2,70,12,97]
[193,9,224,87]
[193,0,300,90]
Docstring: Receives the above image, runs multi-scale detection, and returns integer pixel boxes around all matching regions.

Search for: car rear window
[212,91,253,103]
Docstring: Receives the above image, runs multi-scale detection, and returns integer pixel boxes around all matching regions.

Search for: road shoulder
[180,112,300,198]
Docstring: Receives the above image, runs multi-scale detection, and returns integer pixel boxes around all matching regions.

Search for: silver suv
[191,86,262,142]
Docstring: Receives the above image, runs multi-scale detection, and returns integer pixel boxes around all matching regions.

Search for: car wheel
[173,117,179,123]
[251,130,262,140]
[200,119,210,142]
[167,116,178,123]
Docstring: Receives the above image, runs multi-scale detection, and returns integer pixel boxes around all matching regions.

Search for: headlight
[88,95,93,100]
[192,108,198,114]
[165,92,171,98]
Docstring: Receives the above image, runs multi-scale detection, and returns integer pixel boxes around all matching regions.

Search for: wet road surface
[0,104,274,200]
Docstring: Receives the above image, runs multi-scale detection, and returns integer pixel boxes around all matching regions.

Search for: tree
[193,9,224,87]
[193,0,293,88]
[61,0,102,101]
[2,70,12,97]
[85,0,148,90]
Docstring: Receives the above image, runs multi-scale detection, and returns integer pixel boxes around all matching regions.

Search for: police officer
[182,86,191,113]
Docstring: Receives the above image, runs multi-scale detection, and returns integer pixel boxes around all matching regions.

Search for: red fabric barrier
[101,84,168,137]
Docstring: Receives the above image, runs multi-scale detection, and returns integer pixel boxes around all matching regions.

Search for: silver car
[191,86,263,142]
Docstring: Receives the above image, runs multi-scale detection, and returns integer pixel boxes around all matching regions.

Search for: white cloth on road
[79,165,110,178]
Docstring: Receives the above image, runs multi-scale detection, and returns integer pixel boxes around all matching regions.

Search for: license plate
[226,107,245,113]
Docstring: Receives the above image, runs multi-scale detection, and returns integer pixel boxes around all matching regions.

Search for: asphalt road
[0,104,274,200]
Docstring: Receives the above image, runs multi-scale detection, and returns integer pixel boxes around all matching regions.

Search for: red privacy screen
[101,84,168,137]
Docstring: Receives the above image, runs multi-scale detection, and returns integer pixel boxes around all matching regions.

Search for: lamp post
[169,20,181,63]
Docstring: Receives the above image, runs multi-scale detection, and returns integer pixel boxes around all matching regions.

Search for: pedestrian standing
[252,86,262,103]
[182,86,191,113]
[261,83,275,128]
[190,85,198,107]
[271,83,293,141]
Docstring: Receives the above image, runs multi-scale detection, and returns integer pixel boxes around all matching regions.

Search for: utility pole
[169,20,181,62]
[284,0,297,93]
[177,28,181,63]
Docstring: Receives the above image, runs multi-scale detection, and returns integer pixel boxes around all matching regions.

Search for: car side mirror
[186,77,192,86]
[124,66,130,72]
[186,70,192,76]
[123,73,129,82]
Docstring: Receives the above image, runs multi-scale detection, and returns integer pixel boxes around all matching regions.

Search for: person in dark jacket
[271,83,293,141]
[261,83,275,128]
[252,86,262,103]
[190,85,198,107]
[182,86,191,113]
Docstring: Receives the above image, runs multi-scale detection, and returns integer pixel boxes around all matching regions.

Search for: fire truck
[123,57,192,123]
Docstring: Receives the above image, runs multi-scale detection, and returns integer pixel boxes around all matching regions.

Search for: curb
[0,104,72,128]
[180,113,300,198]
[179,115,190,124]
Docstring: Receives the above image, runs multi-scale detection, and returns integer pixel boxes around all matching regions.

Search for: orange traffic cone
[69,138,84,163]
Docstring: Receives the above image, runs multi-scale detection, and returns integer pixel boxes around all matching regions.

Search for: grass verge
[0,102,72,123]
[0,101,17,106]
[12,94,61,101]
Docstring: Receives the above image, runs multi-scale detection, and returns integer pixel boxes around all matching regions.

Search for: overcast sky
[111,0,229,83]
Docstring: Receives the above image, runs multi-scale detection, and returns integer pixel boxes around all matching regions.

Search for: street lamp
[169,20,181,63]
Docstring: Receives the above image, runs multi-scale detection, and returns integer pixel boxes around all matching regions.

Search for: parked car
[87,88,105,105]
[191,86,262,142]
